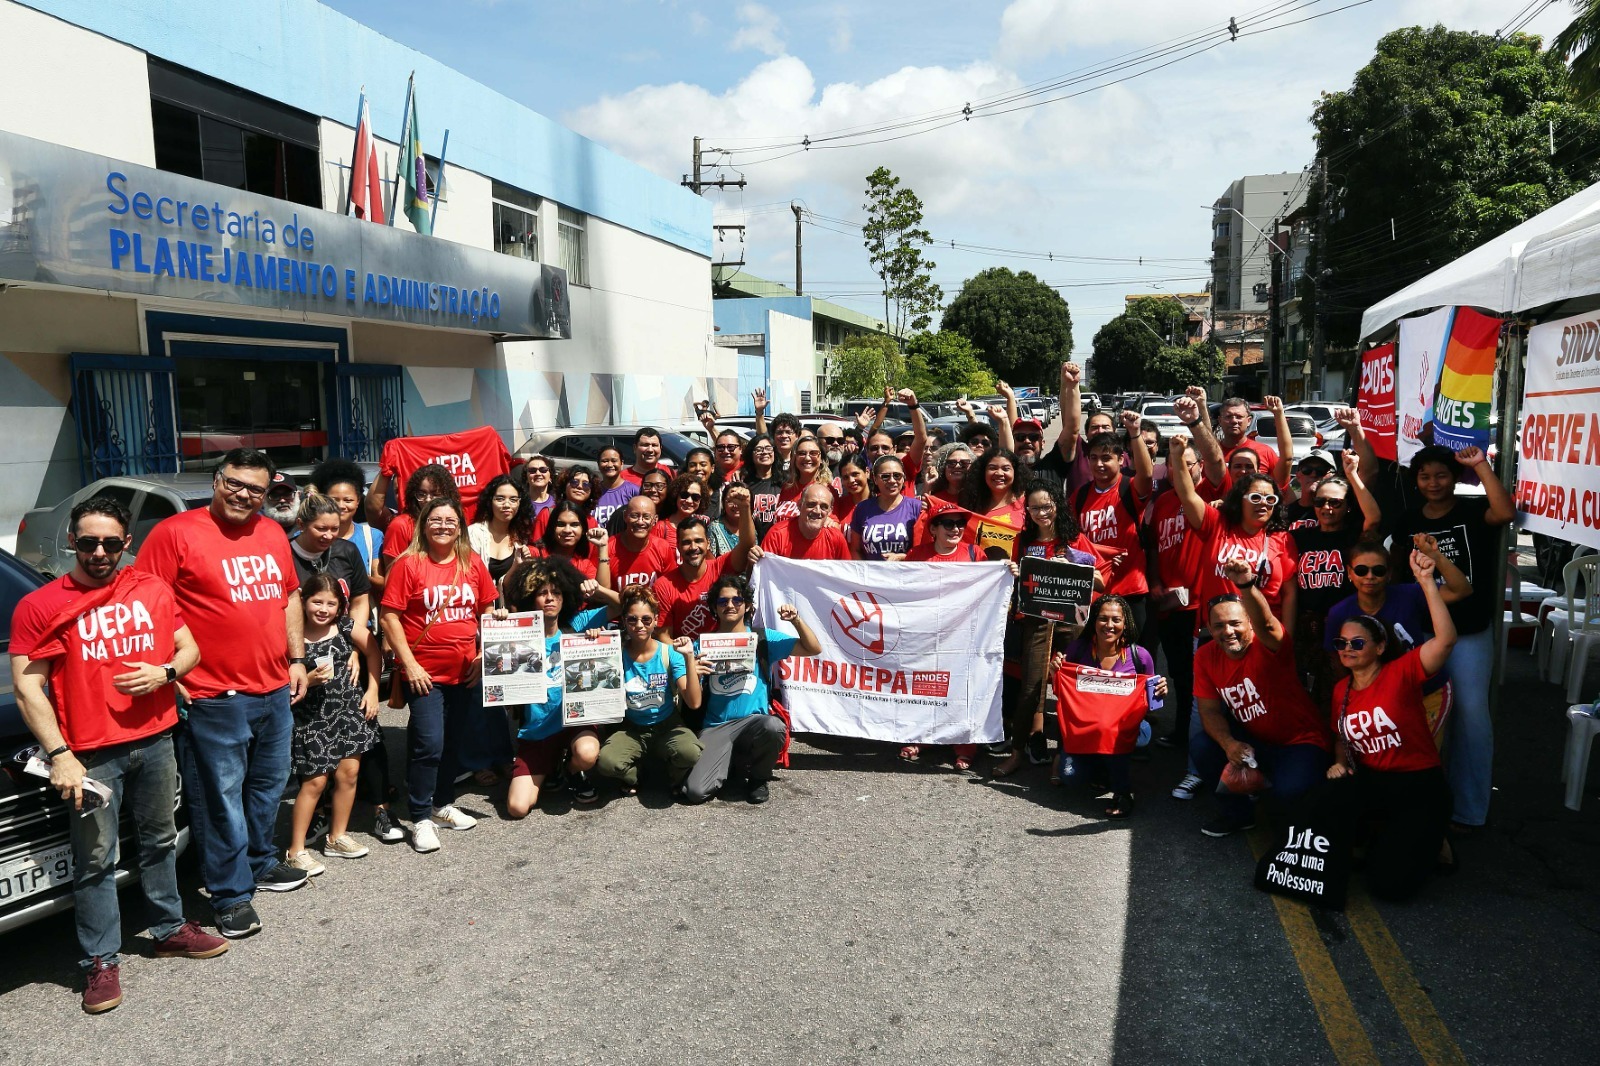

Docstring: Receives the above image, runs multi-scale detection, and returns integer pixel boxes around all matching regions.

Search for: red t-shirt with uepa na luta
[381,551,498,684]
[1193,637,1329,750]
[1332,648,1441,773]
[11,569,184,752]
[135,508,298,699]
[380,426,514,517]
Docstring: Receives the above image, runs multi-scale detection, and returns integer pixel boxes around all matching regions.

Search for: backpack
[1074,477,1142,534]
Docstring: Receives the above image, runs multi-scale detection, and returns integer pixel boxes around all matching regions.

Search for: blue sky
[322,0,1578,364]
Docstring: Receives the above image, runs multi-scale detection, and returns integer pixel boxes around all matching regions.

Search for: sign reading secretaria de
[1516,309,1600,550]
[751,555,1011,745]
[0,128,570,338]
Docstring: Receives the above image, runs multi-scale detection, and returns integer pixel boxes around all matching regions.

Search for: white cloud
[730,3,786,57]
[998,0,1212,61]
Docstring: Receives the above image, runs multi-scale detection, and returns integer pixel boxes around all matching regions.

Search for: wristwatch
[162,663,177,684]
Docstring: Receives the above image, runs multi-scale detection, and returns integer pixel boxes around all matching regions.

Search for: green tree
[902,330,995,400]
[1310,26,1600,345]
[1146,340,1225,393]
[862,168,943,343]
[940,267,1074,388]
[1553,1,1600,100]
[1089,317,1157,394]
[827,333,903,399]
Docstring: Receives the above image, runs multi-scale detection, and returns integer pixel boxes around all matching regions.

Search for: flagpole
[387,72,414,227]
[429,129,450,232]
[343,87,365,217]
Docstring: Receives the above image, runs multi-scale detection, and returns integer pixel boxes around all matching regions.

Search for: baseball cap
[1013,417,1044,433]
[1297,448,1336,472]
[266,471,298,494]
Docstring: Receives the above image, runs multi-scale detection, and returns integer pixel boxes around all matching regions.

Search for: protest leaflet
[481,612,546,707]
[561,631,625,725]
[1016,557,1096,624]
[699,631,760,699]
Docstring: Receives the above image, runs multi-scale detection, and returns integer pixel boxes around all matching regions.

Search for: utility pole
[792,203,803,295]
[1313,157,1329,382]
[681,138,748,195]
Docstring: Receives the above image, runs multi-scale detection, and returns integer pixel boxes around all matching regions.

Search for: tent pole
[1489,324,1524,725]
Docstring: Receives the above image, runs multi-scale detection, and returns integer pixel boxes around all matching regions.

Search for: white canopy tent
[1359,178,1600,340]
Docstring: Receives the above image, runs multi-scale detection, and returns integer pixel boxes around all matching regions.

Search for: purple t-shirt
[593,481,638,527]
[850,496,924,560]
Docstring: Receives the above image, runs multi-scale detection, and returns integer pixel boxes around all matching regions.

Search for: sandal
[1104,792,1134,819]
[898,744,921,763]
[953,755,974,774]
[992,751,1025,778]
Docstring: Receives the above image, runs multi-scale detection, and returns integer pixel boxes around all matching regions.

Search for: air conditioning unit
[800,389,813,415]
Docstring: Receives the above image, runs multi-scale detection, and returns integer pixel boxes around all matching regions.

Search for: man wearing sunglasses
[1191,559,1331,838]
[12,496,221,1012]
[135,447,311,937]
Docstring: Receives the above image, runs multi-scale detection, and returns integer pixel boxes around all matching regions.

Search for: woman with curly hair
[594,585,703,798]
[555,466,595,515]
[738,433,784,541]
[377,463,462,579]
[658,473,709,539]
[957,447,1027,559]
[499,557,622,812]
[468,474,532,590]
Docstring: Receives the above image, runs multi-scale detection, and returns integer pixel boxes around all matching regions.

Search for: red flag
[1053,662,1151,756]
[1357,341,1397,461]
[349,92,386,224]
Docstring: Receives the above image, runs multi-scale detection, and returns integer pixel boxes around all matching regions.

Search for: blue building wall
[22,0,712,257]
[712,297,811,415]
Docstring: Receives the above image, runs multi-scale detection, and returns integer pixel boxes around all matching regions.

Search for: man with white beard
[260,472,301,532]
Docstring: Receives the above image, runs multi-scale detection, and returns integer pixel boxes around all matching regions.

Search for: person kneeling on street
[595,585,704,797]
[681,575,821,804]
[1191,559,1332,838]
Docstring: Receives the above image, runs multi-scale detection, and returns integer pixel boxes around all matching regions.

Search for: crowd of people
[11,359,1518,1014]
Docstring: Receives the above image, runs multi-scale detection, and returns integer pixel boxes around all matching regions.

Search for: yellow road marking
[1248,828,1381,1066]
[1345,889,1470,1066]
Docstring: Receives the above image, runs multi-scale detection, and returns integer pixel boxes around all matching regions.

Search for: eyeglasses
[945,459,973,469]
[878,472,905,482]
[217,475,268,499]
[931,519,965,530]
[1332,637,1369,651]
[752,446,775,455]
[622,615,655,627]
[527,466,550,475]
[969,438,993,448]
[72,536,127,554]
[643,482,669,492]
[681,492,703,502]
[819,436,844,444]
[1016,433,1043,443]
[1244,492,1279,506]
[1027,504,1056,513]
[715,444,740,452]
[1315,498,1346,508]
[568,480,591,489]
[798,451,822,460]
[1351,564,1388,577]
[715,595,744,606]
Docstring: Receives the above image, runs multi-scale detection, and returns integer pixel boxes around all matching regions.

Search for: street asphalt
[2,421,1596,1063]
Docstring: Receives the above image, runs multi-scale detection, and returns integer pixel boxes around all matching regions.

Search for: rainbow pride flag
[1430,306,1501,453]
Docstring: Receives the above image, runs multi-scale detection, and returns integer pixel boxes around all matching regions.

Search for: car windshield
[1142,404,1177,417]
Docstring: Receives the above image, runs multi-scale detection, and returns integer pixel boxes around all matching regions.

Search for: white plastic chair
[1558,556,1600,701]
[1502,553,1545,660]
[1539,552,1599,684]
[1562,704,1600,811]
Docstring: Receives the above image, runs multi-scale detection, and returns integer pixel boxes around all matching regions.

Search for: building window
[558,206,588,286]
[492,182,539,260]
[147,59,320,208]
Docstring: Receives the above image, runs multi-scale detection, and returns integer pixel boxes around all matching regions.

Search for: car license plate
[0,842,74,902]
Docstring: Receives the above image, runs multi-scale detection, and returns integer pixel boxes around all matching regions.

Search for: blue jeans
[1445,627,1494,826]
[70,732,184,969]
[1190,728,1329,824]
[177,687,292,912]
[406,682,478,821]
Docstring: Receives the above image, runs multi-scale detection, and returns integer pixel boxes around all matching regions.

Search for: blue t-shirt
[850,496,923,560]
[695,627,798,729]
[517,606,610,741]
[623,641,687,726]
[346,523,382,569]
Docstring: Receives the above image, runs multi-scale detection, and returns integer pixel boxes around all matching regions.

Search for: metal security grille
[335,364,404,462]
[68,354,180,485]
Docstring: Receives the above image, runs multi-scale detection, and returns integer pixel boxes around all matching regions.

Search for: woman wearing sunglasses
[1386,445,1515,834]
[774,438,835,524]
[850,455,923,562]
[594,586,704,799]
[659,474,709,538]
[680,574,821,804]
[556,467,595,515]
[1288,450,1382,707]
[1323,548,1458,898]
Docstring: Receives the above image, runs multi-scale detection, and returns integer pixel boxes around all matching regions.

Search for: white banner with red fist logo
[751,556,1011,744]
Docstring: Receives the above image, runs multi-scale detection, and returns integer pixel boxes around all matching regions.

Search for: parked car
[716,415,853,438]
[16,474,217,578]
[515,426,700,476]
[1079,392,1102,412]
[0,546,192,935]
[1137,400,1185,434]
[1286,402,1342,427]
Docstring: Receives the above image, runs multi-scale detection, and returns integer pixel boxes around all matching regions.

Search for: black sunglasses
[715,595,744,606]
[1332,637,1369,651]
[71,536,127,554]
[1351,564,1388,577]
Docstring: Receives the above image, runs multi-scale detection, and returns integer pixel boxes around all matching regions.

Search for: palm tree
[1553,1,1600,100]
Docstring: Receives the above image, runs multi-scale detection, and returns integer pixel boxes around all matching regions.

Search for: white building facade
[0,0,728,541]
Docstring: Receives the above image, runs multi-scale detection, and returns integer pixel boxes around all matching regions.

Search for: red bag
[769,698,793,769]
[1221,761,1270,794]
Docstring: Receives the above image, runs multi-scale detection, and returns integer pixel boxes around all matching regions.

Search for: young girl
[287,574,382,872]
[594,586,704,797]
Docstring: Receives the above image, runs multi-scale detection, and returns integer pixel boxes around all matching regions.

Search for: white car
[1137,401,1185,433]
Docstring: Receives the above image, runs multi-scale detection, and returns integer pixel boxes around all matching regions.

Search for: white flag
[751,556,1011,745]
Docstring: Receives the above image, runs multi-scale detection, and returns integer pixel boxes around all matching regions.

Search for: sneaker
[1170,773,1203,801]
[215,900,262,940]
[82,958,122,1014]
[984,740,1013,759]
[747,780,771,804]
[286,849,325,877]
[1025,732,1051,766]
[372,807,405,844]
[323,834,370,859]
[306,808,330,845]
[154,921,229,960]
[1201,814,1257,838]
[431,805,477,831]
[255,861,310,892]
[411,819,441,853]
[571,771,599,805]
